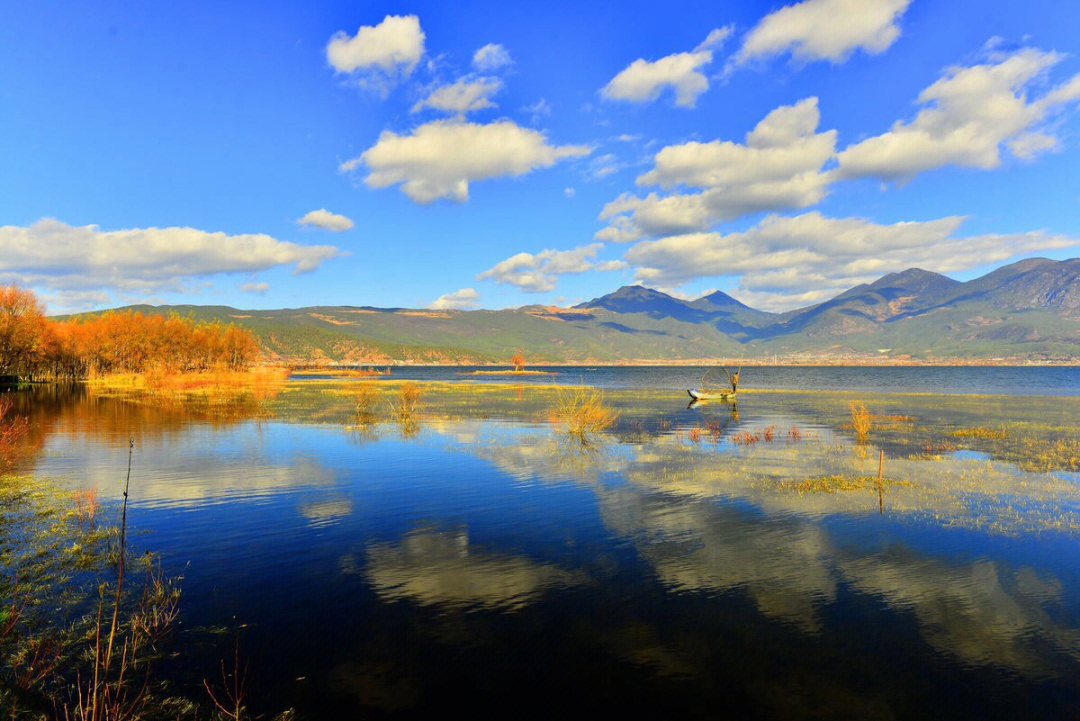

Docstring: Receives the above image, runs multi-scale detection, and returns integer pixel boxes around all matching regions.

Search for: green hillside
[67,258,1080,363]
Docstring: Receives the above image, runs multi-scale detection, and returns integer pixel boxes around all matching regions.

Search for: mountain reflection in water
[11,381,1080,719]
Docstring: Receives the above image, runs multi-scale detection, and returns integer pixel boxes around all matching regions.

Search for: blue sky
[2,0,1080,312]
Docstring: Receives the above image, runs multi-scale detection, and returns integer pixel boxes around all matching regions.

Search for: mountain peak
[576,285,707,322]
[868,268,960,296]
[694,289,753,311]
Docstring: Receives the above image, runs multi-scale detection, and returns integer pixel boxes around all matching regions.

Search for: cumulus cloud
[297,208,354,232]
[326,15,425,93]
[429,287,480,309]
[0,218,341,304]
[411,77,502,116]
[733,0,911,66]
[624,212,1080,311]
[838,47,1080,181]
[477,244,626,293]
[598,98,837,240]
[344,119,591,203]
[602,27,732,108]
[473,43,512,72]
[240,282,270,294]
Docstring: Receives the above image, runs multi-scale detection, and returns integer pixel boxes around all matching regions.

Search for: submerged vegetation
[0,432,282,719]
[4,361,1080,716]
[0,396,30,469]
[781,474,914,494]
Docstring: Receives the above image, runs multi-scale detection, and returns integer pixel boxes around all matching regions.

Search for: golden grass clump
[849,401,872,444]
[782,475,914,494]
[948,427,1007,440]
[551,387,618,444]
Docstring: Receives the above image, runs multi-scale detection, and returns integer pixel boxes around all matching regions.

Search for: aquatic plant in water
[551,386,618,446]
[849,401,871,444]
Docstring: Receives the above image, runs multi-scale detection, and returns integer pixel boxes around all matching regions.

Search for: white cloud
[411,77,502,116]
[838,47,1080,181]
[601,28,731,108]
[522,98,552,124]
[0,218,342,304]
[429,287,479,310]
[473,43,512,72]
[326,15,425,93]
[733,0,911,65]
[598,98,837,240]
[477,244,626,293]
[588,153,623,180]
[297,208,355,232]
[344,119,591,203]
[624,212,1080,311]
[240,282,270,294]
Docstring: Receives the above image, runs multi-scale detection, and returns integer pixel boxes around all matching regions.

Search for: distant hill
[67,258,1080,363]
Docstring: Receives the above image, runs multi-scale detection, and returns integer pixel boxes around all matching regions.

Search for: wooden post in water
[877,449,884,515]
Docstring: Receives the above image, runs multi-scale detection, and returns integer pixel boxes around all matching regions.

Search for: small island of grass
[462,351,556,375]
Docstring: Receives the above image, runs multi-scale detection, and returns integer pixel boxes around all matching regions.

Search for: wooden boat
[687,389,736,401]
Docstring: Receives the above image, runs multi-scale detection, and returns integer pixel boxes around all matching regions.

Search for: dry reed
[551,387,618,445]
[849,401,872,444]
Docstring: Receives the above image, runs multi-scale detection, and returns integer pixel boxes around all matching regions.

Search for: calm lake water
[14,367,1080,719]
[303,364,1080,395]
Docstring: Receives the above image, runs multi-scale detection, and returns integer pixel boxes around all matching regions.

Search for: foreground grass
[0,469,292,720]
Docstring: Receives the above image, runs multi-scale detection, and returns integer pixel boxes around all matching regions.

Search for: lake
[12,366,1080,719]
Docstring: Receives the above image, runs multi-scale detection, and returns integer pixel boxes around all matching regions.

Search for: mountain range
[87,257,1080,364]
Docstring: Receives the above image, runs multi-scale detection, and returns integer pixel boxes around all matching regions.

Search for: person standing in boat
[730,370,739,393]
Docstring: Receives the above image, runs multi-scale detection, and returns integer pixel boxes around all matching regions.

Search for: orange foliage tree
[511,349,526,372]
[0,285,262,381]
[0,286,48,379]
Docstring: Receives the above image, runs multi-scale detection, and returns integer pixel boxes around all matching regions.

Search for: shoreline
[272,360,1080,369]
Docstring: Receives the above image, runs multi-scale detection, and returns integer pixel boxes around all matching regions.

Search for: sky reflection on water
[18,381,1080,719]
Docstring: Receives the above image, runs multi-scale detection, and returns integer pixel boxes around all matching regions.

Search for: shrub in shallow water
[392,382,422,420]
[354,382,380,424]
[551,387,618,445]
[849,401,871,444]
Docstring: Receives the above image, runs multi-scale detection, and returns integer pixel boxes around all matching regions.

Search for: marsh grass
[551,387,617,446]
[849,402,872,444]
[781,475,914,494]
[1004,436,1080,472]
[89,366,290,419]
[949,427,1007,440]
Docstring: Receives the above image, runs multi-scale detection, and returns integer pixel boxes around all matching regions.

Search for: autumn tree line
[0,286,261,381]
